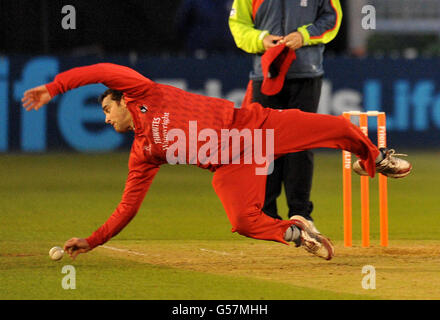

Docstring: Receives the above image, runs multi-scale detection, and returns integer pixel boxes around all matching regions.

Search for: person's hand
[263,34,283,51]
[64,238,91,260]
[280,31,304,50]
[21,85,52,111]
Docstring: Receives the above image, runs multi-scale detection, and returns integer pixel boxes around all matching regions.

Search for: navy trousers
[252,76,323,221]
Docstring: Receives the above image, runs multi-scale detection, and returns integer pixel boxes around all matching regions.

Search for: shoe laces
[379,149,408,168]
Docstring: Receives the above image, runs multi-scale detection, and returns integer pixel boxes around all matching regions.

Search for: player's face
[101,95,134,133]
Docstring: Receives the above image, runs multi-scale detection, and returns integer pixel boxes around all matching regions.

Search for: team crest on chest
[300,0,308,7]
[140,105,148,113]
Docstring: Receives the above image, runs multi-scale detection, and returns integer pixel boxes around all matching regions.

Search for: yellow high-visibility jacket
[229,0,342,79]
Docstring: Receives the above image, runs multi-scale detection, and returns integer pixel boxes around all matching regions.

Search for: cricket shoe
[285,215,334,260]
[308,220,321,234]
[353,148,412,178]
[287,214,321,234]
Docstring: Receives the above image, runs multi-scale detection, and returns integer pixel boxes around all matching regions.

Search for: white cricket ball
[49,246,64,261]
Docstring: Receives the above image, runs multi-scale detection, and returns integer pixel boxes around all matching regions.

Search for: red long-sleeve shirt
[45,63,236,249]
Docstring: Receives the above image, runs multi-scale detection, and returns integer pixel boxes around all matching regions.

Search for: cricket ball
[49,246,64,261]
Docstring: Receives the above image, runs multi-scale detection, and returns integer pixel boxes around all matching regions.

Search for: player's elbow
[117,202,141,220]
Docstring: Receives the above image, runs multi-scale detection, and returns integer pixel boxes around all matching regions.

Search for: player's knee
[231,214,256,236]
[339,116,356,135]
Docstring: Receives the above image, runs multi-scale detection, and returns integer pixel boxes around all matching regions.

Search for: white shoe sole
[290,215,334,261]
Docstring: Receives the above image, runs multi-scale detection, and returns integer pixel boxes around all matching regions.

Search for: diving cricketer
[22,63,411,260]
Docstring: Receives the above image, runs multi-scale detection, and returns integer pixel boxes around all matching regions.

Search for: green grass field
[1,150,439,300]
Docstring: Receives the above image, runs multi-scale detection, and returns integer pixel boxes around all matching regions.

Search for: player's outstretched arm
[22,63,153,111]
[21,85,52,111]
[64,237,91,260]
[46,63,152,99]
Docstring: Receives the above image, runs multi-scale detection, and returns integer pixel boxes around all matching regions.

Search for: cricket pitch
[96,239,440,300]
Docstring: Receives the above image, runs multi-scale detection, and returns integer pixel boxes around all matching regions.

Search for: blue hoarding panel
[1,55,439,151]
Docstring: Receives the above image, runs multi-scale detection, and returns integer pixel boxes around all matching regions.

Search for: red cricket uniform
[45,63,379,248]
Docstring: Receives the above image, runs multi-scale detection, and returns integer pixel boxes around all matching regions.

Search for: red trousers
[212,103,380,244]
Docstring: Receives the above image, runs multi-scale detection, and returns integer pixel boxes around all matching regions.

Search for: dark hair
[98,89,123,104]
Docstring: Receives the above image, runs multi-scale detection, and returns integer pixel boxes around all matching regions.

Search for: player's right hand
[64,238,91,260]
[21,85,52,111]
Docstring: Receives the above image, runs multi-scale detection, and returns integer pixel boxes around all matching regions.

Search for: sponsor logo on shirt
[151,112,170,151]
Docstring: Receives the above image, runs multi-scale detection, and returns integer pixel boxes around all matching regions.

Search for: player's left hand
[21,85,52,111]
[64,238,91,260]
[280,32,304,50]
